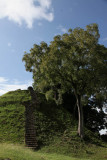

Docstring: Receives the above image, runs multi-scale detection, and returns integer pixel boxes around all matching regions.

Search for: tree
[23,23,107,138]
[62,92,107,133]
[84,98,107,133]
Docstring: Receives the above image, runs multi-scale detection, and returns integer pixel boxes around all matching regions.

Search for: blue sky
[0,0,107,95]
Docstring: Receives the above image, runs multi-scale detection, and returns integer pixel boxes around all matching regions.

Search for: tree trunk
[75,93,84,139]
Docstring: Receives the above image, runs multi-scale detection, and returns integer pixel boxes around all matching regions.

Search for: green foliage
[0,89,31,106]
[45,89,55,101]
[62,92,107,132]
[35,103,76,146]
[23,23,107,138]
[0,90,75,145]
[0,90,107,160]
[23,23,107,99]
[39,128,107,159]
[0,104,25,143]
[0,90,31,143]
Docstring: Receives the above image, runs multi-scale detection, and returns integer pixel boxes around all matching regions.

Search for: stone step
[26,144,37,146]
[25,136,36,138]
[25,137,37,139]
[25,134,36,136]
[26,145,38,148]
[26,142,37,144]
[25,146,37,149]
[25,140,37,142]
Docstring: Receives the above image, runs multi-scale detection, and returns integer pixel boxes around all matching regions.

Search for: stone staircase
[24,101,38,149]
[23,87,38,150]
[25,127,38,149]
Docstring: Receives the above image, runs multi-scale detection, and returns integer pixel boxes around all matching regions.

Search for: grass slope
[0,89,107,160]
[0,89,75,145]
[0,90,31,143]
[0,143,107,160]
[0,143,77,160]
[39,129,107,160]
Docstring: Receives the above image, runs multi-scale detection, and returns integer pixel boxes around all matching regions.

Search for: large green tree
[23,24,107,138]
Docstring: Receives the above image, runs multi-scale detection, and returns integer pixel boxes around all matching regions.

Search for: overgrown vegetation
[0,89,76,145]
[0,139,107,160]
[0,89,107,160]
[0,90,31,143]
[23,23,107,138]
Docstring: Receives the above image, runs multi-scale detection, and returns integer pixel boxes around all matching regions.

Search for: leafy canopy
[23,23,107,103]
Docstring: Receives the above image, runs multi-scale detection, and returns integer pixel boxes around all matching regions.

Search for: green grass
[39,130,107,160]
[0,143,107,160]
[0,104,25,143]
[1,130,106,160]
[0,89,31,105]
[0,89,75,145]
[0,89,30,143]
[0,143,87,160]
[0,89,107,160]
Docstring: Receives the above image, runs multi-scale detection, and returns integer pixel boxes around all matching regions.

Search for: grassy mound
[0,89,75,145]
[0,90,31,143]
[0,89,107,160]
[0,89,31,105]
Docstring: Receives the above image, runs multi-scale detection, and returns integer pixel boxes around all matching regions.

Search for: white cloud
[0,0,54,28]
[57,25,68,33]
[0,77,8,83]
[0,77,33,96]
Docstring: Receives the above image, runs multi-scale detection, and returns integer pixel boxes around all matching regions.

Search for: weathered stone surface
[24,87,38,150]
